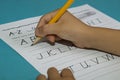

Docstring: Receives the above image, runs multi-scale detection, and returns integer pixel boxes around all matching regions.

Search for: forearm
[88,27,120,56]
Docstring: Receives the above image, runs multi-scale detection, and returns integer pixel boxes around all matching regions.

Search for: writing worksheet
[0,4,120,80]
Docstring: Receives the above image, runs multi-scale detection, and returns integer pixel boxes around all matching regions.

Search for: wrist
[76,26,96,49]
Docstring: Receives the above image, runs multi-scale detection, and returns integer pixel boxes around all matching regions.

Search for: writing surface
[0,4,120,80]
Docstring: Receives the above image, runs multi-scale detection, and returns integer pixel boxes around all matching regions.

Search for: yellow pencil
[31,0,74,46]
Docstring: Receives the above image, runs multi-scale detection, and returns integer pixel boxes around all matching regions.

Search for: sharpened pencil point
[31,37,41,46]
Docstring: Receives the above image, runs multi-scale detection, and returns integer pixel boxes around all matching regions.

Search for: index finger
[36,10,58,29]
[35,10,58,37]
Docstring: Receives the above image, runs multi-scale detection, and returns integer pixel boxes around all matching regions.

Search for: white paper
[0,4,120,80]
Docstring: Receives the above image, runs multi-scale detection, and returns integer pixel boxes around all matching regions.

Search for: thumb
[43,23,61,35]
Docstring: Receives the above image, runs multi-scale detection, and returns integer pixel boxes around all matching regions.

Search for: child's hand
[35,10,92,48]
[36,67,75,80]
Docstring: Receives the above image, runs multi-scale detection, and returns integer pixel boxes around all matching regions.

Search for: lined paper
[0,4,120,80]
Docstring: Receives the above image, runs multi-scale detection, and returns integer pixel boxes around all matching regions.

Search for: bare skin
[35,10,120,80]
[36,67,75,80]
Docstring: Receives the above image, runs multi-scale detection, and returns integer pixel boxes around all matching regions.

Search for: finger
[35,16,47,37]
[35,11,60,37]
[61,68,74,78]
[47,67,61,80]
[36,74,46,80]
[37,15,51,27]
[47,35,61,43]
[35,22,61,38]
[36,10,58,28]
[35,27,42,37]
[47,35,56,43]
[44,23,61,35]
